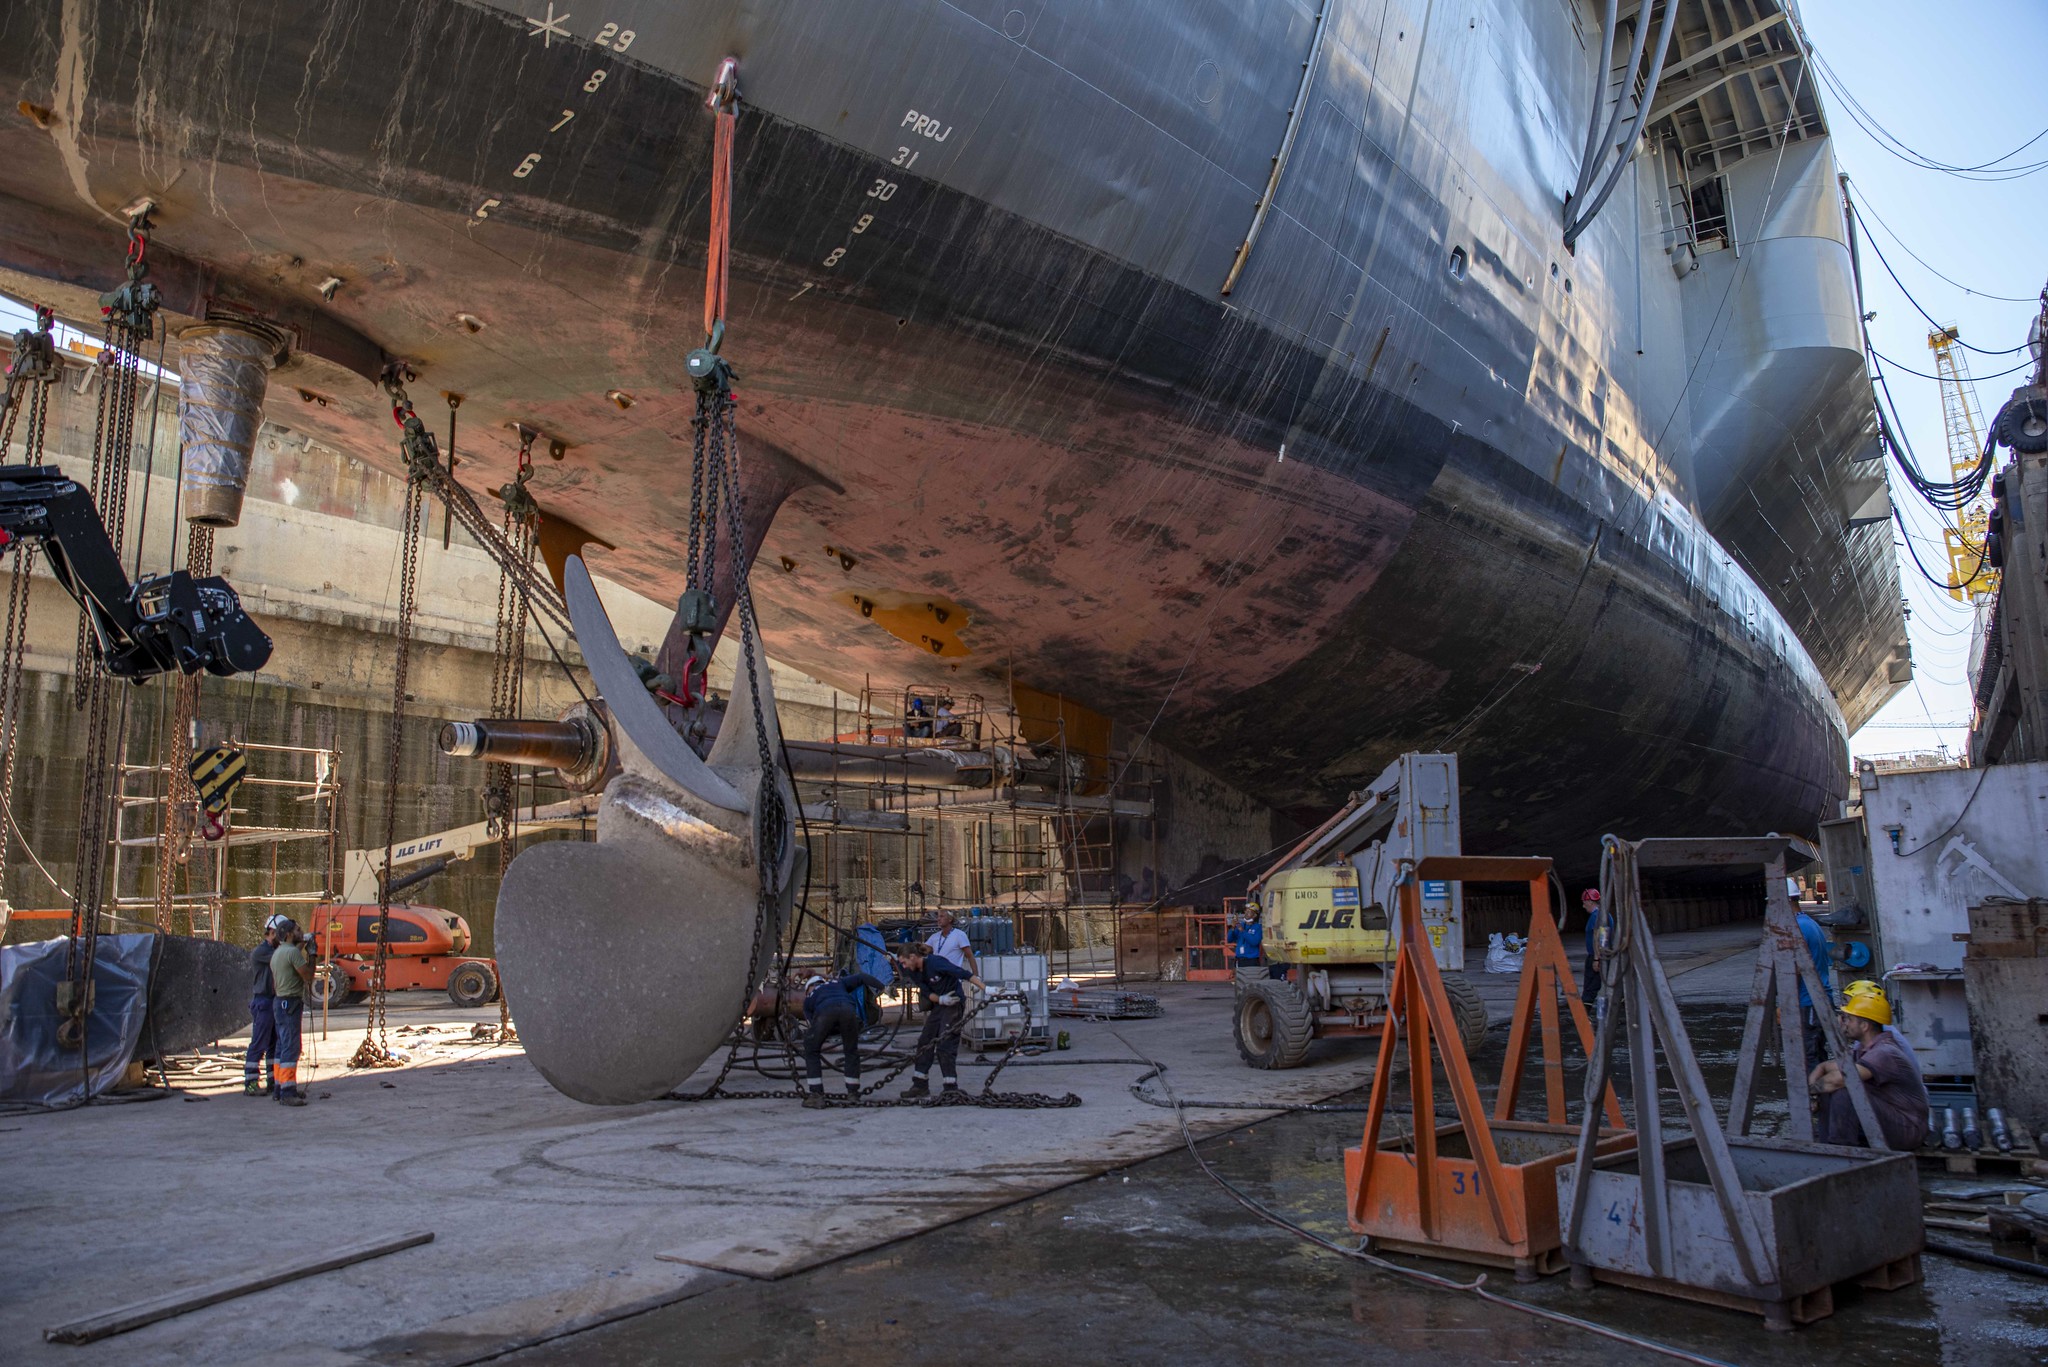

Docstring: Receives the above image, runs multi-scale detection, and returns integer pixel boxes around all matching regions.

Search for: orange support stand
[1345,856,1633,1281]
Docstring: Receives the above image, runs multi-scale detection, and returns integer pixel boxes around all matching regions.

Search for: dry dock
[5,924,2045,1367]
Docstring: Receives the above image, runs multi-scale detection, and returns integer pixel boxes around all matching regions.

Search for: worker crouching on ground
[243,914,285,1096]
[894,942,983,1099]
[1810,986,1929,1150]
[801,968,886,1107]
[269,919,315,1107]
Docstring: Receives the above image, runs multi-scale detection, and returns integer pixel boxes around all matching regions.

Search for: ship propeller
[494,555,799,1104]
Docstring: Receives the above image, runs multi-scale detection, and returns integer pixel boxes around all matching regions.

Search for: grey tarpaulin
[175,323,275,528]
[0,934,154,1107]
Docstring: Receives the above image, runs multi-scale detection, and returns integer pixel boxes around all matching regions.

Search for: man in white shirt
[924,909,977,974]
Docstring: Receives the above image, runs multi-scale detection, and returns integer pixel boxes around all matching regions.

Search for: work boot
[276,1092,307,1108]
[802,1090,827,1110]
[904,1078,930,1099]
[243,1080,263,1097]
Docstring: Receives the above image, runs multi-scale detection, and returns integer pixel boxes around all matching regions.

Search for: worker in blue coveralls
[1581,889,1605,1008]
[243,914,286,1095]
[1795,907,1833,1072]
[800,967,887,1108]
[1229,903,1286,979]
[894,942,983,1099]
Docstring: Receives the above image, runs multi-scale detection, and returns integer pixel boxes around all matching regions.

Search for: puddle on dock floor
[505,1007,2048,1366]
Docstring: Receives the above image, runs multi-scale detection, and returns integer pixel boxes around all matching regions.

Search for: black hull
[0,0,1879,872]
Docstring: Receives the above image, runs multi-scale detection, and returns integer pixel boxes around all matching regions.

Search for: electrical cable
[1891,506,1988,595]
[1853,208,2030,356]
[1848,193,2043,304]
[1810,50,2048,180]
[1895,760,1993,858]
[1866,348,2036,385]
[1113,1031,1741,1367]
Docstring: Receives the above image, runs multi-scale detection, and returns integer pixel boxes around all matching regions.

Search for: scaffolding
[109,740,343,940]
[787,682,1158,981]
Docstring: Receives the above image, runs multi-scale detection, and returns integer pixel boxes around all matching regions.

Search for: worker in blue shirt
[1795,909,1832,1071]
[1228,904,1284,979]
[243,915,285,1095]
[894,942,982,1098]
[800,968,887,1107]
[1581,890,1604,1008]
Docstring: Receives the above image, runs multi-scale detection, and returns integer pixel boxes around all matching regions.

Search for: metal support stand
[1348,856,1630,1280]
[1559,835,1924,1328]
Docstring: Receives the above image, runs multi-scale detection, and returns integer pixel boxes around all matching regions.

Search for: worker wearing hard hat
[1580,890,1604,1008]
[1841,978,1923,1076]
[1229,903,1283,980]
[242,914,287,1096]
[1809,986,1930,1150]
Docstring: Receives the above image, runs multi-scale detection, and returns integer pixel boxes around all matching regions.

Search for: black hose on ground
[1925,1238,2048,1280]
[1112,1031,1742,1367]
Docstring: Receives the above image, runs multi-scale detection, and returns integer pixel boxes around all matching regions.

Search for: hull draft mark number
[481,12,636,220]
[815,106,955,273]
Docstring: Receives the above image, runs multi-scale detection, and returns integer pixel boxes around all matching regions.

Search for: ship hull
[0,0,1897,869]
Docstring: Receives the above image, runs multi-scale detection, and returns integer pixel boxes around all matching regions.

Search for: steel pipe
[440,716,600,772]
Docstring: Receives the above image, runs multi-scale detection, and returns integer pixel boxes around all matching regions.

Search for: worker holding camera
[894,942,982,1099]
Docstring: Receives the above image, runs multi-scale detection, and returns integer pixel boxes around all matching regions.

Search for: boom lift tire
[447,960,500,1008]
[309,963,354,1011]
[1442,971,1489,1053]
[1234,978,1314,1070]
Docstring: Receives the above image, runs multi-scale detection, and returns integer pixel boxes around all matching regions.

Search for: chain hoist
[152,523,216,931]
[59,209,160,1053]
[0,307,57,893]
[0,304,59,463]
[484,427,541,1042]
[350,368,435,1070]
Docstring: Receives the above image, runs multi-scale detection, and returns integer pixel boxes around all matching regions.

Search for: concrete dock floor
[4,921,2045,1365]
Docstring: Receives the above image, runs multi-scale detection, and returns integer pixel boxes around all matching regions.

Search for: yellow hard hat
[1843,978,1881,996]
[1840,989,1891,1026]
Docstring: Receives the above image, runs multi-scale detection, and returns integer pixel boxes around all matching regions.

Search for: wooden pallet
[1568,1255,1922,1332]
[1916,1128,2048,1177]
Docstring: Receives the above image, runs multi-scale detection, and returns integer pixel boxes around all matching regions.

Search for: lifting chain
[152,524,216,931]
[60,210,160,1054]
[0,307,56,890]
[384,375,573,641]
[483,429,539,844]
[1,304,59,463]
[353,375,431,1069]
[484,428,539,1042]
[675,993,1081,1109]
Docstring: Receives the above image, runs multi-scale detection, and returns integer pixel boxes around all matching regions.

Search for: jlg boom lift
[1234,753,1487,1067]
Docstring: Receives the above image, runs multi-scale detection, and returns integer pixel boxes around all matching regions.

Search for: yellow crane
[1928,326,2001,601]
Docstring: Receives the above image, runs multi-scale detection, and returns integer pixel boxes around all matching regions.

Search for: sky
[1799,0,2048,764]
